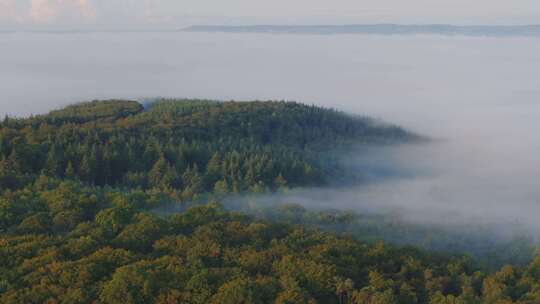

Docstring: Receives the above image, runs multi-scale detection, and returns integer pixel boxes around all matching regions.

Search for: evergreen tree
[274,173,288,190]
[65,161,75,179]
[205,152,222,187]
[44,145,62,177]
[0,157,17,189]
[149,155,171,189]
[214,179,229,194]
[79,154,95,184]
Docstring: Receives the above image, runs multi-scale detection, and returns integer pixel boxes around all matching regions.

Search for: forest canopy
[1,99,539,303]
[0,99,413,195]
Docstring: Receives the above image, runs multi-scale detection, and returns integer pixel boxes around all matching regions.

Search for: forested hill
[0,99,413,196]
[4,99,540,303]
[42,100,144,124]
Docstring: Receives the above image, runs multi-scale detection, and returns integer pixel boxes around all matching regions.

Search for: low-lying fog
[2,32,540,234]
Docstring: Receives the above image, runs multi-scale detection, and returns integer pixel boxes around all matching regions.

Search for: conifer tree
[65,161,75,179]
[149,155,170,189]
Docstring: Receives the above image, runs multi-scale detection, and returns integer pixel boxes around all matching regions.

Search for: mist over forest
[2,31,540,303]
[2,32,539,235]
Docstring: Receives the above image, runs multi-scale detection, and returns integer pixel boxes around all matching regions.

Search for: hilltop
[2,99,540,303]
[0,99,414,195]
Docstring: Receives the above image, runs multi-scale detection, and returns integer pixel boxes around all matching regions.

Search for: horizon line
[3,23,540,34]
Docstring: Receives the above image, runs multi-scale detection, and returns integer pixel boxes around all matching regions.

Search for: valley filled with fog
[2,31,540,235]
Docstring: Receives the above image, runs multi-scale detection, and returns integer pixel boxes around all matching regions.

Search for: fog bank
[227,141,540,235]
[2,32,540,234]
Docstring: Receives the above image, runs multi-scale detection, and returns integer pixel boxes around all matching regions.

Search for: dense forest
[2,99,540,303]
[0,99,411,196]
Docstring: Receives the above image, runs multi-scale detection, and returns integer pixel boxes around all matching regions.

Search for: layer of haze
[2,0,540,29]
[1,32,540,233]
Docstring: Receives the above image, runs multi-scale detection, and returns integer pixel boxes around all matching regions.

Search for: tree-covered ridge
[2,99,540,303]
[0,99,413,198]
[39,100,144,125]
[137,99,410,148]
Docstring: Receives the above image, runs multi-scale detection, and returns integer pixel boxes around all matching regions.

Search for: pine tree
[149,155,169,188]
[0,156,16,189]
[0,136,5,156]
[274,173,288,190]
[205,152,222,186]
[244,164,256,187]
[183,164,203,194]
[79,154,95,184]
[101,147,113,185]
[7,149,22,173]
[44,146,61,177]
[249,181,266,193]
[162,164,179,189]
[65,161,75,179]
[214,179,229,194]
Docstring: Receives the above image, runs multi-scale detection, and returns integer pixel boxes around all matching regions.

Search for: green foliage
[0,99,413,193]
[1,177,540,303]
[228,200,537,269]
[2,99,538,303]
[44,100,144,124]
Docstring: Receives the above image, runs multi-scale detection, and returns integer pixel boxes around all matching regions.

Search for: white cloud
[74,0,96,19]
[142,0,173,23]
[30,0,57,22]
[0,0,20,22]
[28,0,96,24]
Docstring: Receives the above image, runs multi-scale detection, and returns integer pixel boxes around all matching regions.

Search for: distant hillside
[183,24,540,37]
[0,99,414,196]
[44,100,144,124]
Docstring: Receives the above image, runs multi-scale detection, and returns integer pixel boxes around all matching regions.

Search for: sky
[1,0,540,30]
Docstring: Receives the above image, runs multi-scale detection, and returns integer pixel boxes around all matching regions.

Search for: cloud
[142,0,174,23]
[0,0,20,22]
[28,0,96,24]
[74,0,96,19]
[30,0,56,22]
